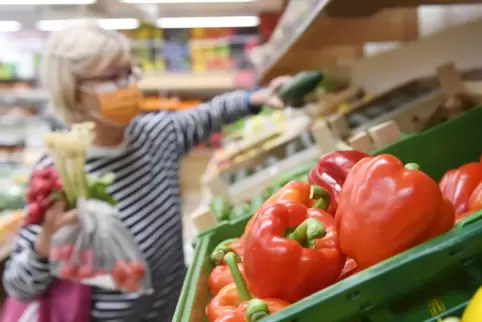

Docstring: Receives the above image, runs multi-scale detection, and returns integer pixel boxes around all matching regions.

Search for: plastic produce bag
[49,198,152,293]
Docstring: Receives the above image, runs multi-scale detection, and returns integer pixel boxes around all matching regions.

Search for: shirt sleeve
[170,90,261,155]
[3,155,56,300]
[3,225,55,300]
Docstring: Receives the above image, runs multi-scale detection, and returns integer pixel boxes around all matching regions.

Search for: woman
[2,22,290,321]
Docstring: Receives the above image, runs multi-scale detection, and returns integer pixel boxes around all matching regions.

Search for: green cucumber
[210,197,232,222]
[279,71,324,107]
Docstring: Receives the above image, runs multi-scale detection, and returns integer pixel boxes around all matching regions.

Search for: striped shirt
[3,91,259,321]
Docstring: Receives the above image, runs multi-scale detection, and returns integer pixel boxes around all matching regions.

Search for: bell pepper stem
[288,218,325,246]
[405,163,420,170]
[210,238,240,265]
[224,252,252,302]
[309,185,331,210]
[246,299,270,322]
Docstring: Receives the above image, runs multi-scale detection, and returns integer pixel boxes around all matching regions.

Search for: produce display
[210,162,316,222]
[220,131,315,186]
[177,107,482,322]
[344,78,439,132]
[204,150,479,320]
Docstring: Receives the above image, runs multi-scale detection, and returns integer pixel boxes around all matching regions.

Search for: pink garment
[1,280,91,322]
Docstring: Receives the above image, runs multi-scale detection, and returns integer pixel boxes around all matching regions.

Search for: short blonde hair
[40,21,131,124]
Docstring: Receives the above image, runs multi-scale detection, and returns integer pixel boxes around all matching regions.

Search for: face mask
[79,75,144,126]
[97,85,144,125]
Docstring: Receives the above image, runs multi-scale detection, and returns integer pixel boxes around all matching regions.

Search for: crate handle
[455,210,482,229]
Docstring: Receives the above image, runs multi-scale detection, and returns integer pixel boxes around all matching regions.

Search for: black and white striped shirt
[3,91,259,321]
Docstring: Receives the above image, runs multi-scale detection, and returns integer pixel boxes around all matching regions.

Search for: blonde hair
[40,21,131,124]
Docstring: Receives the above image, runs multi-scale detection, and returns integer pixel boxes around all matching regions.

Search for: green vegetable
[279,71,324,107]
[86,173,117,206]
[210,197,232,222]
[229,203,252,220]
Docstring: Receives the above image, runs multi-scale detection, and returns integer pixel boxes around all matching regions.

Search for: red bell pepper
[211,238,244,265]
[468,182,482,212]
[308,150,369,214]
[241,182,330,242]
[336,154,455,270]
[439,162,482,215]
[209,263,246,296]
[206,253,289,322]
[243,201,345,303]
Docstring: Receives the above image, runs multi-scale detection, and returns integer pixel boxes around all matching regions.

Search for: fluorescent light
[36,18,140,32]
[123,0,253,3]
[156,16,259,29]
[0,21,21,32]
[98,19,140,30]
[0,0,95,4]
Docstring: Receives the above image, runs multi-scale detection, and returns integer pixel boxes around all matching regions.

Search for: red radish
[77,266,95,279]
[53,178,63,190]
[129,262,145,278]
[113,261,130,289]
[123,278,140,292]
[40,196,52,209]
[26,189,36,203]
[25,203,42,225]
[32,169,50,180]
[31,179,51,195]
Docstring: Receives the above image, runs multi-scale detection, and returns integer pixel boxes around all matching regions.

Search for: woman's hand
[249,76,292,109]
[34,202,78,259]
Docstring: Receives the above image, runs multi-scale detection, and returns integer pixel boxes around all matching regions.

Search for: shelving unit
[138,71,253,97]
[256,0,482,85]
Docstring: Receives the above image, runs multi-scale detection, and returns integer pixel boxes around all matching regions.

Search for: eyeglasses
[78,66,142,93]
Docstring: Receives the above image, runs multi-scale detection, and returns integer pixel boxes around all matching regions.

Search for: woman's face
[76,60,140,125]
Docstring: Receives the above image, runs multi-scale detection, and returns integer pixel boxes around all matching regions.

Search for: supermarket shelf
[257,0,480,84]
[139,71,254,97]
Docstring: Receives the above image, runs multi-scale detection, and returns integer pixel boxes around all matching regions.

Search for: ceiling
[0,0,284,26]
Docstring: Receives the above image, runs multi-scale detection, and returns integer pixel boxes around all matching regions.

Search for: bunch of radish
[25,167,64,225]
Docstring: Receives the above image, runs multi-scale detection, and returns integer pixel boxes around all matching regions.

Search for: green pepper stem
[210,238,239,265]
[288,218,325,246]
[246,299,270,322]
[405,163,420,170]
[309,185,331,211]
[224,252,252,302]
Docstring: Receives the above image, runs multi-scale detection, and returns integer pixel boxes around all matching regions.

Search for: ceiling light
[122,0,253,3]
[0,0,95,4]
[156,16,259,29]
[98,18,140,30]
[0,21,21,32]
[36,18,140,32]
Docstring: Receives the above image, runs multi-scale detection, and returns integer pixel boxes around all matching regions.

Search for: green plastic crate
[174,107,482,322]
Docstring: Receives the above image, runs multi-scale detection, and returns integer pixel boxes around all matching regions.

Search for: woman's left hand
[249,76,292,109]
